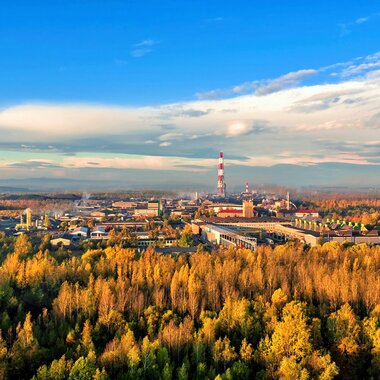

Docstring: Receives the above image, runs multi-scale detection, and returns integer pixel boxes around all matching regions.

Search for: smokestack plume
[217,152,226,197]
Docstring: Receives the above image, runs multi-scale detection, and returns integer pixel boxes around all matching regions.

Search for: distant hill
[0,177,114,192]
[0,186,30,193]
[0,193,82,201]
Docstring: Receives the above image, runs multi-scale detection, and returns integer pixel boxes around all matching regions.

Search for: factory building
[294,209,319,218]
[216,200,257,218]
[133,200,162,217]
[90,211,106,220]
[192,222,257,251]
[148,200,162,216]
[218,209,243,218]
[276,208,319,219]
[112,201,137,209]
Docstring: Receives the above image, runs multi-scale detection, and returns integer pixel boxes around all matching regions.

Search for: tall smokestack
[217,152,226,197]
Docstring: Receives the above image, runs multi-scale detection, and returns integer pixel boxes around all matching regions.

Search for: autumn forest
[0,233,379,379]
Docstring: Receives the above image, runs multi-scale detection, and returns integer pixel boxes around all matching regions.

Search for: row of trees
[0,234,379,378]
[300,195,380,225]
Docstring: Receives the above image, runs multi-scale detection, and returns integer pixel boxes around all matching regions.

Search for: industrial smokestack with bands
[217,152,226,197]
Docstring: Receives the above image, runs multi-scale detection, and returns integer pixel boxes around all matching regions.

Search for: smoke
[50,207,65,218]
[75,192,92,208]
[81,192,91,206]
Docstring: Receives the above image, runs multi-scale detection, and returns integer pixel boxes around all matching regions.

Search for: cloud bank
[0,51,380,187]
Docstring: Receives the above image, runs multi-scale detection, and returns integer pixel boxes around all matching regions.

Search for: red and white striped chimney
[217,152,226,197]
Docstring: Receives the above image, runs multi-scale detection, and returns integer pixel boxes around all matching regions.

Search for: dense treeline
[300,195,380,225]
[0,233,379,379]
[0,199,74,216]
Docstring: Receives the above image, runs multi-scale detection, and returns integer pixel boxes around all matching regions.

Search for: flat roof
[202,216,288,223]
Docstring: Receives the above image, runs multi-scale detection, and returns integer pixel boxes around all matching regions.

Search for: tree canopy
[0,235,379,379]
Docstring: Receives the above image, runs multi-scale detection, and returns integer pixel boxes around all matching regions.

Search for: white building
[70,226,88,238]
[90,226,108,239]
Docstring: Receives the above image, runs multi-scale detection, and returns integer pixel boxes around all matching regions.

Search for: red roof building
[295,209,319,218]
[217,209,243,218]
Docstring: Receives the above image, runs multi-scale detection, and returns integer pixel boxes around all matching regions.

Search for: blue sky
[1,1,380,190]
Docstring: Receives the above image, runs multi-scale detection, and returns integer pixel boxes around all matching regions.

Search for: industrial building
[214,199,257,218]
[133,200,162,217]
[196,214,380,247]
[194,217,319,246]
[192,222,257,250]
[276,208,319,219]
[217,209,243,218]
[148,200,162,216]
[112,201,137,209]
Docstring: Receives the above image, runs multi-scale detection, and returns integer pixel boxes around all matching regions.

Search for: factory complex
[1,151,380,251]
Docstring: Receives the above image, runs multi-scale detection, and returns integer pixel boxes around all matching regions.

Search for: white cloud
[0,103,150,137]
[159,142,172,147]
[133,39,158,47]
[226,153,375,167]
[159,133,183,141]
[1,155,213,171]
[341,61,380,77]
[255,69,318,95]
[131,39,159,58]
[64,155,177,170]
[225,122,252,137]
[196,69,318,99]
[1,52,380,173]
[355,17,369,24]
[197,51,380,100]
[0,77,377,142]
[338,13,377,36]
